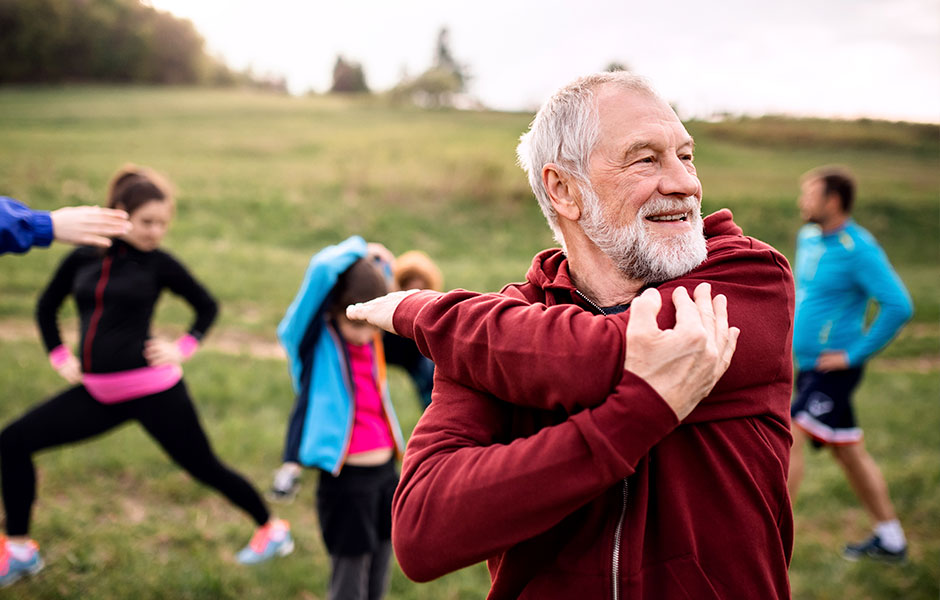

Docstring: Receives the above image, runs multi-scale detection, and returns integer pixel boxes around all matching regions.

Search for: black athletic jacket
[36,240,217,373]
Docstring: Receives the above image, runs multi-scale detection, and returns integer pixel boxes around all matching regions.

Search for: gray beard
[579,189,708,283]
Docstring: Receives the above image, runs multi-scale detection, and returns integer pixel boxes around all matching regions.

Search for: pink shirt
[346,341,394,455]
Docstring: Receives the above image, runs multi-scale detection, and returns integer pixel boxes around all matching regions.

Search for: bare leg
[830,441,896,523]
[788,426,808,501]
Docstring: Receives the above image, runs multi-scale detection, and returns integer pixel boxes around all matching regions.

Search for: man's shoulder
[499,279,546,303]
[844,221,881,250]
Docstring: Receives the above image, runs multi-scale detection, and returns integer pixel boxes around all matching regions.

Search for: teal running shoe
[0,539,44,588]
[236,519,294,564]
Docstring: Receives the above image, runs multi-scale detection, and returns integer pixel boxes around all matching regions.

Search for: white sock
[6,541,35,561]
[874,520,906,551]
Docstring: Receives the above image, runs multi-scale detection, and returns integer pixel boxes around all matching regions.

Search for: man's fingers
[722,326,740,371]
[79,234,114,248]
[711,292,730,354]
[692,282,714,323]
[714,293,729,335]
[626,288,663,338]
[345,289,419,334]
[671,286,703,334]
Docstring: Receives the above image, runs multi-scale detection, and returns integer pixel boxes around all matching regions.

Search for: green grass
[0,86,938,599]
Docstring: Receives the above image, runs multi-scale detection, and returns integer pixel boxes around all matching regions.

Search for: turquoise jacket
[277,236,404,474]
[793,220,913,370]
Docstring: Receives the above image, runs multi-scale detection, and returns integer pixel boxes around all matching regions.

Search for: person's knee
[831,442,865,467]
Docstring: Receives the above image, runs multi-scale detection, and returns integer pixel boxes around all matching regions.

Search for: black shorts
[316,459,398,556]
[791,368,864,448]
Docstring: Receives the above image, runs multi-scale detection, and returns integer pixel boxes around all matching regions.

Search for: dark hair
[803,166,855,213]
[329,258,388,316]
[107,164,174,214]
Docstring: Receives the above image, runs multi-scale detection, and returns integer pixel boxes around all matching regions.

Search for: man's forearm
[392,372,678,582]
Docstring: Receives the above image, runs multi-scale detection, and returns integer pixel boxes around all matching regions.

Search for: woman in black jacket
[0,165,291,588]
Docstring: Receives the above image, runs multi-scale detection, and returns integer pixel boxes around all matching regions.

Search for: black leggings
[0,380,269,536]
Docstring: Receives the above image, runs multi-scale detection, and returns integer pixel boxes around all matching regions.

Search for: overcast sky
[149,0,939,122]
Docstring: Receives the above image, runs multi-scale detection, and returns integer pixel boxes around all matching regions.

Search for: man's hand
[346,289,421,334]
[50,205,131,248]
[54,353,83,385]
[625,283,739,420]
[144,338,184,366]
[816,351,849,372]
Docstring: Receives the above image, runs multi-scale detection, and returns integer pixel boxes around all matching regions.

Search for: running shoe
[267,466,301,504]
[843,535,907,563]
[236,519,294,564]
[0,538,44,588]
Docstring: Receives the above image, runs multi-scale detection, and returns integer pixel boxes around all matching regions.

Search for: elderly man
[349,72,794,599]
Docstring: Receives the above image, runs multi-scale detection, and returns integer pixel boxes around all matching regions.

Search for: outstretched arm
[348,241,792,415]
[1,197,130,255]
[49,205,131,248]
[349,284,739,417]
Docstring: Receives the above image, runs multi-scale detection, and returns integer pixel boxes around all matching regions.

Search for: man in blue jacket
[788,166,913,562]
[1,196,129,255]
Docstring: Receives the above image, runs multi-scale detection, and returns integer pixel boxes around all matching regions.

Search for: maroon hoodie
[392,210,794,599]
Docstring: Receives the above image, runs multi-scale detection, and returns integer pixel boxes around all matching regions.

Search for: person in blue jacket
[273,236,405,600]
[788,165,914,563]
[1,196,130,254]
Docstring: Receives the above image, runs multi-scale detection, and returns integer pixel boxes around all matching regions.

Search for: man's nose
[658,156,700,198]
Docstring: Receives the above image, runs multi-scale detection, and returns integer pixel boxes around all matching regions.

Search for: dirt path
[0,318,285,360]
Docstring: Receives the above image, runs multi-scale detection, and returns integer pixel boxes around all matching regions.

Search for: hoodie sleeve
[394,289,627,412]
[843,239,913,365]
[393,237,794,415]
[392,369,679,582]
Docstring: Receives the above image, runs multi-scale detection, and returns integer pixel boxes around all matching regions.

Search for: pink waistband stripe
[83,364,183,404]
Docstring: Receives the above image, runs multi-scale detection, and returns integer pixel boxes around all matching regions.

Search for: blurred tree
[330,55,369,93]
[605,61,631,72]
[433,27,466,91]
[391,26,470,108]
[0,0,262,87]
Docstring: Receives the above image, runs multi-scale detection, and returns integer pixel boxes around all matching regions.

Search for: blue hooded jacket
[1,196,53,255]
[277,236,404,474]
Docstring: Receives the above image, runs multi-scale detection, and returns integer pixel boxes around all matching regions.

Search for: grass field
[0,86,938,599]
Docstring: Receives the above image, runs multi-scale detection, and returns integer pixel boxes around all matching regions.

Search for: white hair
[516,72,665,249]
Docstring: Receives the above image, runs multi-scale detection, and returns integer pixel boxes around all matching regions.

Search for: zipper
[574,288,605,315]
[83,255,113,372]
[574,288,629,599]
[612,477,628,600]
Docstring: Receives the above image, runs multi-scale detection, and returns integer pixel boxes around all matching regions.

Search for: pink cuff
[49,345,73,368]
[176,334,199,360]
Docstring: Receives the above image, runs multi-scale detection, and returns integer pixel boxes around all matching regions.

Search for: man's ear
[542,164,582,222]
[825,191,844,216]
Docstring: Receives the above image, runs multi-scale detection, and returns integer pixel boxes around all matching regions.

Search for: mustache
[637,196,700,219]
